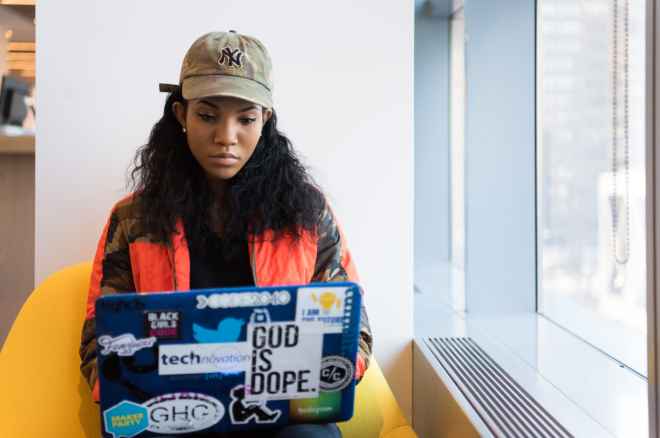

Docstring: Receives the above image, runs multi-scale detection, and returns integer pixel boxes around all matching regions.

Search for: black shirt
[186,225,254,289]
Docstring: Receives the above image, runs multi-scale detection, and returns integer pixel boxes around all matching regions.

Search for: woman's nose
[213,120,238,146]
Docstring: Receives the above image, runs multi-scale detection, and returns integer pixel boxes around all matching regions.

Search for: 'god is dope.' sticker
[245,320,324,402]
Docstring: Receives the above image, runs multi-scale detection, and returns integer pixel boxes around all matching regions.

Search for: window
[449,6,466,311]
[537,0,647,375]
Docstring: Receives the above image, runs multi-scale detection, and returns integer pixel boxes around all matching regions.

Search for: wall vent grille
[424,337,574,438]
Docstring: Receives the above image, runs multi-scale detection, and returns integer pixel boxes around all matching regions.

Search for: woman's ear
[172,101,187,130]
[263,108,273,124]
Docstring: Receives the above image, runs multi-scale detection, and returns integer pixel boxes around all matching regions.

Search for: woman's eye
[240,117,257,125]
[197,113,216,122]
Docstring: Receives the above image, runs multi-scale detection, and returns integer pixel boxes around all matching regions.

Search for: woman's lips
[208,153,239,166]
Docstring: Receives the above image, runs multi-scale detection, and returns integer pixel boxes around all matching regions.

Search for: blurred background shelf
[0,125,34,154]
[0,0,35,347]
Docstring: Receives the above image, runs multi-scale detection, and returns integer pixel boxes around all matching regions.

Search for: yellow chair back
[0,263,415,437]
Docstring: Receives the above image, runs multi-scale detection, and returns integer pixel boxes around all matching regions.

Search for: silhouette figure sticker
[229,385,282,425]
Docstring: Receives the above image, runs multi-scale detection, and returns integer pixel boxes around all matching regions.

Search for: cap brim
[182,75,272,109]
[159,83,179,93]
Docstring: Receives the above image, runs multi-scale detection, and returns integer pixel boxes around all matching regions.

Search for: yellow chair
[0,263,415,438]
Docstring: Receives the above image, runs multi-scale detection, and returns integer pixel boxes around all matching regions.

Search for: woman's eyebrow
[197,101,257,112]
[198,99,218,109]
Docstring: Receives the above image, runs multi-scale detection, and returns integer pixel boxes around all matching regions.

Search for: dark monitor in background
[0,75,29,126]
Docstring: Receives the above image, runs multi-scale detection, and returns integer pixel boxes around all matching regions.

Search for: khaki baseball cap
[159,31,273,108]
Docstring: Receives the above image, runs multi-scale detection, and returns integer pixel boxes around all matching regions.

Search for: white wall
[37,0,414,418]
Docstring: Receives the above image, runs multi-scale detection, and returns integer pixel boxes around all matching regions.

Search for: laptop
[95,282,362,437]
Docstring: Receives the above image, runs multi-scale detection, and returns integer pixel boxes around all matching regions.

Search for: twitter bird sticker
[193,318,246,343]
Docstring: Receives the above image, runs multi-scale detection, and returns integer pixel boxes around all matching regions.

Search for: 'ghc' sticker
[98,333,157,356]
[103,401,149,438]
[319,356,354,392]
[143,392,224,434]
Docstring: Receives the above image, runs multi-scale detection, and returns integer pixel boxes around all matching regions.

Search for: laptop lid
[95,282,362,437]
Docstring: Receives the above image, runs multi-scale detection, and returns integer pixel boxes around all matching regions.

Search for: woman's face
[173,96,272,184]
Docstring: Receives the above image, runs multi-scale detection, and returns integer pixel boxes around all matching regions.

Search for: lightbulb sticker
[295,287,349,334]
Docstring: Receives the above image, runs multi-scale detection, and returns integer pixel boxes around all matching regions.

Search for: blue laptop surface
[95,282,362,437]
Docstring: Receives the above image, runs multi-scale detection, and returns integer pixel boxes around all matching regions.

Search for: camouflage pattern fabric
[79,195,373,396]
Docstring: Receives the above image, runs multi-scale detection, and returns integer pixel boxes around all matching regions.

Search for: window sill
[414,285,648,437]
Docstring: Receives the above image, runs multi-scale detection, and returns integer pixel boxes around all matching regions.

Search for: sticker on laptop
[319,355,354,392]
[103,400,149,438]
[196,289,291,309]
[143,392,224,434]
[244,319,324,402]
[97,299,146,313]
[296,286,351,334]
[98,333,157,356]
[193,317,245,343]
[158,342,251,376]
[290,391,342,421]
[144,310,181,339]
[229,385,282,425]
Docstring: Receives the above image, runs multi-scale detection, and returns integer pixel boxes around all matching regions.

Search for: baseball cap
[159,30,273,108]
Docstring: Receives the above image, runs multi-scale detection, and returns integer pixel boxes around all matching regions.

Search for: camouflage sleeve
[312,205,373,383]
[79,207,135,402]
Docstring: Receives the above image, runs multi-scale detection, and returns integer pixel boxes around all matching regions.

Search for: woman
[78,31,373,437]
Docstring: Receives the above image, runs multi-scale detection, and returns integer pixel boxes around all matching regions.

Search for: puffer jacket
[79,194,373,402]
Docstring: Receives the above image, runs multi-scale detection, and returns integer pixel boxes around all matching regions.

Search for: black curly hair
[129,87,325,257]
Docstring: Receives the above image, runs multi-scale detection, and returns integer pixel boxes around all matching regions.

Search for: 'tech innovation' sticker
[244,321,323,402]
[158,342,251,376]
[296,286,349,334]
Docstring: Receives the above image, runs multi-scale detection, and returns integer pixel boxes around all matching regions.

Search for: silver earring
[182,127,187,133]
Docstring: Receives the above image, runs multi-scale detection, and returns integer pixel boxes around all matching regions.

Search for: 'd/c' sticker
[319,355,354,392]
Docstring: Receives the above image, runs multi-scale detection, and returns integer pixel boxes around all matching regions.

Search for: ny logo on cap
[218,46,244,68]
